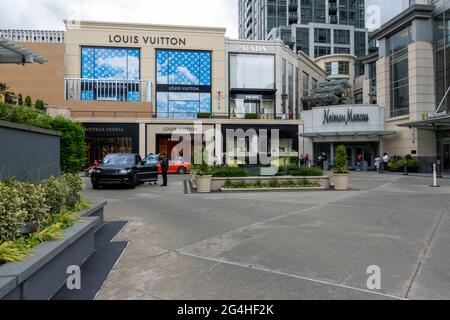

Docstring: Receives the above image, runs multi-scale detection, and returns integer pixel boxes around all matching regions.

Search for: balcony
[64,78,152,102]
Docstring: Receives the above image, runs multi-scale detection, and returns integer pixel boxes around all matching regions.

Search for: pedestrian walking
[375,155,381,173]
[356,154,363,172]
[304,154,310,167]
[160,153,169,187]
[299,154,305,167]
[382,153,389,173]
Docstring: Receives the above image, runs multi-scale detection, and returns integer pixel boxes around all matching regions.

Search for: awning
[398,115,450,130]
[300,131,397,138]
[0,36,47,64]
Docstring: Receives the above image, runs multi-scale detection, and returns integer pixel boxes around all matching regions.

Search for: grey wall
[0,121,60,182]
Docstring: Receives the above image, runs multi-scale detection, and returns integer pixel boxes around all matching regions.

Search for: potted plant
[195,162,212,193]
[332,145,350,191]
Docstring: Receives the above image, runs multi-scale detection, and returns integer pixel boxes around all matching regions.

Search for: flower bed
[224,179,321,189]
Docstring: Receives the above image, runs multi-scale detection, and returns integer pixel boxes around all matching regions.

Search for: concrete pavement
[83,173,450,300]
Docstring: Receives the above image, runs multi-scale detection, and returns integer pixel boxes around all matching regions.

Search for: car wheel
[130,174,138,189]
[92,183,100,190]
[177,167,187,175]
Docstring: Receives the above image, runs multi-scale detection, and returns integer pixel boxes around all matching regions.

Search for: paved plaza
[82,173,450,300]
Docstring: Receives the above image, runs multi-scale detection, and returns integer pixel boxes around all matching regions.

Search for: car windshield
[103,154,136,166]
[145,155,160,165]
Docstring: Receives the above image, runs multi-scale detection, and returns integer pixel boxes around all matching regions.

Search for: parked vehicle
[91,153,158,189]
[144,154,191,175]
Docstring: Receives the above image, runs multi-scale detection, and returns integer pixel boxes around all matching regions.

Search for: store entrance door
[244,100,260,114]
[442,143,450,171]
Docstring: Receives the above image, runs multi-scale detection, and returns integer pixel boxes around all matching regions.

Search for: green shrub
[17,182,49,230]
[245,113,259,120]
[286,166,323,177]
[24,95,32,107]
[35,99,45,111]
[18,94,23,106]
[332,145,349,174]
[0,182,26,243]
[62,173,84,210]
[407,159,419,171]
[0,103,87,173]
[197,112,211,119]
[42,176,70,215]
[211,166,248,177]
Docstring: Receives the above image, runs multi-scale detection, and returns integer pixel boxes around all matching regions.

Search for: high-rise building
[239,0,369,65]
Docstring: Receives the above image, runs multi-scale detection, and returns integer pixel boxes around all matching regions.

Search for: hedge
[0,103,87,173]
[286,166,324,177]
[210,166,248,177]
[0,174,84,244]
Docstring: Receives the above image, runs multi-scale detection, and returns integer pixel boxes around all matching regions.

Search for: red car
[144,155,191,175]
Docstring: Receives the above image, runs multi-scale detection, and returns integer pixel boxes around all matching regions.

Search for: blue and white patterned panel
[168,92,200,101]
[169,100,199,119]
[156,92,169,118]
[168,51,200,85]
[81,47,95,79]
[200,93,211,113]
[156,50,169,85]
[95,48,127,80]
[127,49,140,81]
[199,52,211,86]
[81,47,140,80]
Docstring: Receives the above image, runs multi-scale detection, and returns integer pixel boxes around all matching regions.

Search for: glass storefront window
[230,53,275,89]
[156,49,212,119]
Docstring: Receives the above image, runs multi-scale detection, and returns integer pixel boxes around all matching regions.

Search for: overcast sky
[0,0,403,37]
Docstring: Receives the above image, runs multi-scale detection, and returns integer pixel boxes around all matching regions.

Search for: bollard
[437,160,443,178]
[431,163,440,188]
[403,159,408,176]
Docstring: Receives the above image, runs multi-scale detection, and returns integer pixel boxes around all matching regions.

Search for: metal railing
[155,112,301,120]
[64,78,152,103]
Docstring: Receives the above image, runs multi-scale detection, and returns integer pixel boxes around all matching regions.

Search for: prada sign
[323,108,369,125]
[108,35,186,46]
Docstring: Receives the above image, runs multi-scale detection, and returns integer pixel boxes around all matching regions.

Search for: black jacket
[160,158,169,171]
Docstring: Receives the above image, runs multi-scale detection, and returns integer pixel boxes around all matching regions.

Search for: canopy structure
[398,115,450,130]
[302,80,352,107]
[0,36,47,64]
[300,131,397,139]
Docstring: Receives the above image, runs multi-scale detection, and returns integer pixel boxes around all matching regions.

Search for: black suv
[91,153,158,189]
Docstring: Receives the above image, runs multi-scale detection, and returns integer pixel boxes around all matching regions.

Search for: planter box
[0,202,106,300]
[80,200,106,231]
[221,187,326,193]
[209,176,330,192]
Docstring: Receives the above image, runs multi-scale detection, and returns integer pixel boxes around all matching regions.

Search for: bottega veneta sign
[323,108,369,125]
[108,35,186,46]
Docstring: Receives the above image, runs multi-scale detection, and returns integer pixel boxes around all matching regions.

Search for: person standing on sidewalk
[160,153,169,187]
[382,153,390,173]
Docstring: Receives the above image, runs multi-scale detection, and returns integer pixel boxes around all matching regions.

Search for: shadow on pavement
[52,221,129,300]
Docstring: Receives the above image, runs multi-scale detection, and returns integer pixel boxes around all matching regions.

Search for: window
[334,47,351,54]
[230,54,275,89]
[325,61,350,76]
[388,26,412,118]
[314,46,331,58]
[434,9,450,113]
[334,29,350,45]
[288,62,294,114]
[354,31,367,57]
[81,47,141,101]
[156,49,212,119]
[303,72,309,96]
[315,28,331,43]
[296,27,310,56]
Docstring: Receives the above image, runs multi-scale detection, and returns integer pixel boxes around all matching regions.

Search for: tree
[332,145,349,174]
[24,95,32,108]
[35,99,45,111]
